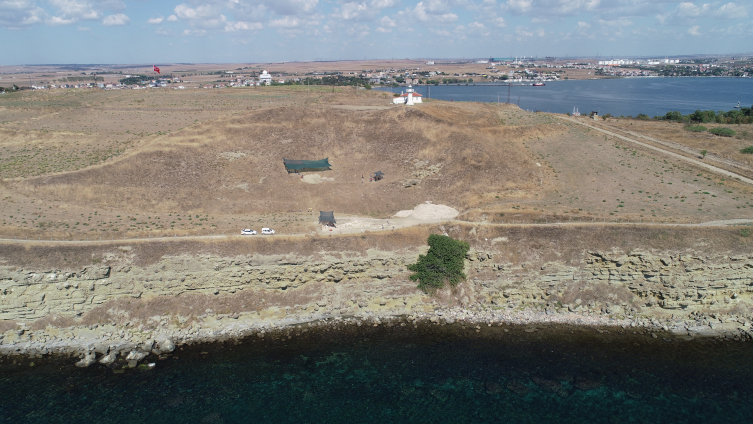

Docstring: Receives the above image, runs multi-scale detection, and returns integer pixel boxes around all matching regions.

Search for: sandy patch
[218,152,247,161]
[394,202,459,220]
[302,174,334,184]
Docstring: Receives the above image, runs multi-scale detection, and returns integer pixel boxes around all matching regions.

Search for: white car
[241,229,257,235]
[261,227,275,235]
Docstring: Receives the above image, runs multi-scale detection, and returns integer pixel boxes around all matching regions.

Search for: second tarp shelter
[372,171,385,181]
[319,211,336,227]
[283,158,332,173]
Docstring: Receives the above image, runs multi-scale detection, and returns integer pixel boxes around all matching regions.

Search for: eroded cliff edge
[2,224,753,363]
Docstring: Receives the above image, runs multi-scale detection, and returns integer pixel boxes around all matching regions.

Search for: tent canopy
[319,211,336,224]
[373,171,384,178]
[283,158,332,173]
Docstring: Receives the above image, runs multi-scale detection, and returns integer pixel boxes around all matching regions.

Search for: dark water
[2,323,752,423]
[377,77,753,117]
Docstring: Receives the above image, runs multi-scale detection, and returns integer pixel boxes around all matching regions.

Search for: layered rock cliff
[2,225,753,360]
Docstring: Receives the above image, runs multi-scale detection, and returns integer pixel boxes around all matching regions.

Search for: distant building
[259,70,272,85]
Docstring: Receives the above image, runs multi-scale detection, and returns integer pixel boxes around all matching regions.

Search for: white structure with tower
[392,85,423,105]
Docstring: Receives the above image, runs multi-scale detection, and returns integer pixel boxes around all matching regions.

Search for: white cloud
[46,0,127,25]
[332,0,402,21]
[376,25,390,32]
[182,28,206,35]
[493,16,505,27]
[598,17,632,27]
[167,14,178,21]
[174,4,227,29]
[260,0,319,16]
[410,1,458,22]
[504,0,600,16]
[0,0,45,28]
[102,13,129,25]
[269,16,298,27]
[657,2,712,25]
[225,20,263,31]
[155,27,174,36]
[335,2,377,21]
[676,2,710,18]
[371,0,400,8]
[688,24,700,35]
[514,25,544,38]
[345,22,369,38]
[147,16,163,24]
[77,25,90,30]
[47,15,75,25]
[577,21,590,28]
[506,0,532,14]
[715,3,747,18]
[379,15,396,26]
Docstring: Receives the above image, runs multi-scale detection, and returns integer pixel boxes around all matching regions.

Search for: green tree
[407,234,470,293]
[700,149,708,158]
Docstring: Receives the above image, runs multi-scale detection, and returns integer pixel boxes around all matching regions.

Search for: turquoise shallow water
[377,77,753,117]
[1,323,752,423]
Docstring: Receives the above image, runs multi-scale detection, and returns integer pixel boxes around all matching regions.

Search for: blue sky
[0,0,750,64]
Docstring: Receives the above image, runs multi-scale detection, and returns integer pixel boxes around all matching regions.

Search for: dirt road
[1,218,751,246]
[559,116,753,186]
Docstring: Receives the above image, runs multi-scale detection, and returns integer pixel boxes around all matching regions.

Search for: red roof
[399,92,423,97]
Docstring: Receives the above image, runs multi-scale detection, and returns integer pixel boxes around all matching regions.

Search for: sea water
[1,323,752,423]
[378,77,753,117]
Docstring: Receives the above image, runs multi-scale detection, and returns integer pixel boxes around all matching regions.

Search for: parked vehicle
[261,228,275,235]
[241,229,257,235]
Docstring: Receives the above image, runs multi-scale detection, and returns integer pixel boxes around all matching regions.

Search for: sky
[0,0,751,65]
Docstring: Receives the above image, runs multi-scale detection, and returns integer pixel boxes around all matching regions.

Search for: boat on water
[735,101,741,108]
[533,82,545,86]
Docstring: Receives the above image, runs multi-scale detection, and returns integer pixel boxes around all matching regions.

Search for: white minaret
[406,85,415,106]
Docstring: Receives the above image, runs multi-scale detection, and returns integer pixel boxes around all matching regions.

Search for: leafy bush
[740,146,753,154]
[663,111,687,122]
[635,114,650,120]
[709,127,736,137]
[685,125,707,132]
[408,234,470,293]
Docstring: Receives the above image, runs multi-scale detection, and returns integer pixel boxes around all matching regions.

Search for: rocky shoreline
[3,303,751,369]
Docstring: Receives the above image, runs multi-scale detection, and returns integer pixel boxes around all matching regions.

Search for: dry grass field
[1,86,752,240]
[601,118,753,169]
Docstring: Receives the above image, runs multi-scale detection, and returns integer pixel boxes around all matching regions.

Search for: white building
[392,86,423,105]
[259,70,272,85]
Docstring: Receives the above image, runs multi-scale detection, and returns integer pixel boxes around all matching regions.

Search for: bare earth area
[1,87,752,240]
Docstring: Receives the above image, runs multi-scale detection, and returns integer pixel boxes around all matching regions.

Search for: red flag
[153,65,161,74]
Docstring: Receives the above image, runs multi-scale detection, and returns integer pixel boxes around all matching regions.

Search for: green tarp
[283,158,332,173]
[319,211,336,225]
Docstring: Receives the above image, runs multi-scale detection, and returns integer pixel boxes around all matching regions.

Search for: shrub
[685,125,707,132]
[635,114,650,120]
[740,146,753,154]
[709,127,736,137]
[407,234,470,293]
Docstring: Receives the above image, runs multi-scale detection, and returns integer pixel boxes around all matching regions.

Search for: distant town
[0,55,751,92]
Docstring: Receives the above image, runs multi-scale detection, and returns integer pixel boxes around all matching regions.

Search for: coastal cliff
[2,224,753,364]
